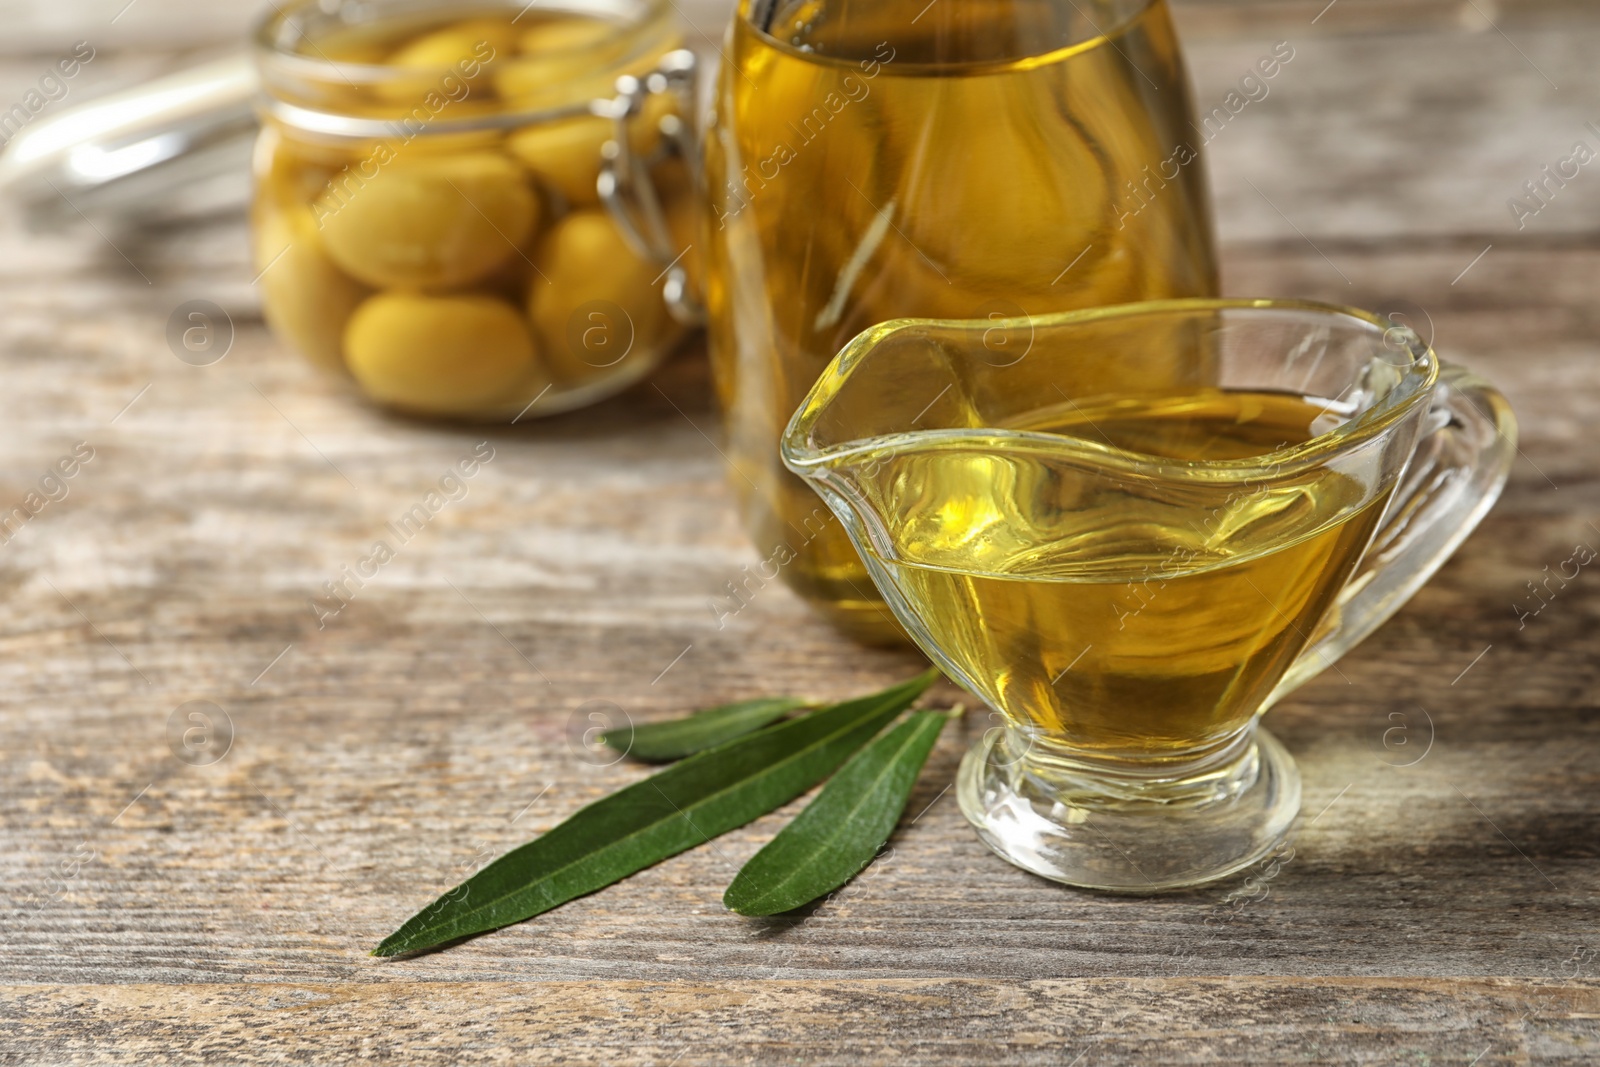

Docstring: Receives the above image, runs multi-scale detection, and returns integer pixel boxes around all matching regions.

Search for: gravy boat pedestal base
[957,722,1301,892]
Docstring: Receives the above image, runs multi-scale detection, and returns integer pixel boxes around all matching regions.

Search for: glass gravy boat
[782,298,1515,891]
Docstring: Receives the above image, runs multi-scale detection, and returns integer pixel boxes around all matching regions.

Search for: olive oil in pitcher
[705,0,1218,642]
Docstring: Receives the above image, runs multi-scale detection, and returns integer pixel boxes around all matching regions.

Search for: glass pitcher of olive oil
[704,0,1219,642]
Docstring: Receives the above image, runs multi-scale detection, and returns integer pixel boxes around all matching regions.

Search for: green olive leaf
[603,696,809,762]
[723,708,955,917]
[373,670,938,956]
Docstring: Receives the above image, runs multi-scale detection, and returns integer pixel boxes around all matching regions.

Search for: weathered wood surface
[1,0,1598,1063]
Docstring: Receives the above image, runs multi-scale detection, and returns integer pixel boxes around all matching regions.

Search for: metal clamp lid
[599,48,703,325]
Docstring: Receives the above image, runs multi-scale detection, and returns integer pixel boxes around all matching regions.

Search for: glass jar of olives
[250,0,700,420]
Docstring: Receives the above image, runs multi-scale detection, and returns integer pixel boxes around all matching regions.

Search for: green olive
[344,292,540,416]
[308,24,391,64]
[496,20,674,106]
[316,152,537,290]
[526,210,668,384]
[506,116,609,207]
[257,125,340,204]
[506,94,678,208]
[380,18,520,100]
[517,16,618,55]
[392,18,519,66]
[494,17,618,103]
[495,58,612,109]
[255,203,367,372]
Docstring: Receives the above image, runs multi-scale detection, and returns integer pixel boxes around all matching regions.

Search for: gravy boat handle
[1268,360,1517,705]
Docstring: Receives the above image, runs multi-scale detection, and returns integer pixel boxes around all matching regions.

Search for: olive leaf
[723,708,956,916]
[373,670,938,956]
[604,696,809,762]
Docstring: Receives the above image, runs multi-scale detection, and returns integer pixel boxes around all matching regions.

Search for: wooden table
[1,1,1597,1062]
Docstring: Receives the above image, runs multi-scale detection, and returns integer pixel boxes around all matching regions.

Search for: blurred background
[0,0,1595,314]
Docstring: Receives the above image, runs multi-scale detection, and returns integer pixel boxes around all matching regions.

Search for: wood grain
[3,979,1598,1064]
[0,0,1598,1063]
